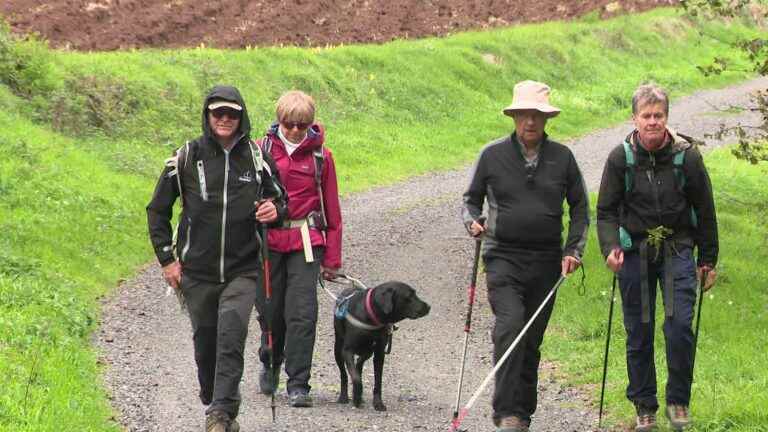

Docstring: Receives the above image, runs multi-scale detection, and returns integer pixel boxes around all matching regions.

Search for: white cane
[450,275,566,431]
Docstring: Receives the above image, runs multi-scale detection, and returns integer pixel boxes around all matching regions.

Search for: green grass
[546,149,768,431]
[0,6,765,431]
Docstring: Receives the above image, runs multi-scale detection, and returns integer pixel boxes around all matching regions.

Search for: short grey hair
[632,84,669,115]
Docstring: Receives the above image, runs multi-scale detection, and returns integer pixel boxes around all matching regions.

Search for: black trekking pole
[691,270,708,378]
[450,235,483,432]
[598,275,617,429]
[260,220,276,422]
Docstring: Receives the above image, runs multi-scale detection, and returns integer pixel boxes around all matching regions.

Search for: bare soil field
[2,0,675,50]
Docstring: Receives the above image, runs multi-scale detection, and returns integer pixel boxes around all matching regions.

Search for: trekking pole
[451,236,483,431]
[260,220,276,422]
[691,270,708,378]
[598,275,618,429]
[449,275,566,432]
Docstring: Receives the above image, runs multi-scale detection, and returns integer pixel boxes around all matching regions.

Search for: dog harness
[334,288,387,331]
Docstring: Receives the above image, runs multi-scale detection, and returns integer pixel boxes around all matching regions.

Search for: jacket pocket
[178,216,192,263]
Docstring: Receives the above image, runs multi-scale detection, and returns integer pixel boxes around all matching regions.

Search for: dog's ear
[377,286,395,316]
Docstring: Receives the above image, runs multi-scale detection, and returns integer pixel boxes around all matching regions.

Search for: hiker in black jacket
[596,84,718,432]
[147,85,286,432]
[462,80,589,432]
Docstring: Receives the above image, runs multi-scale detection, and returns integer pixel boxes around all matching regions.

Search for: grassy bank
[547,149,768,431]
[0,7,763,430]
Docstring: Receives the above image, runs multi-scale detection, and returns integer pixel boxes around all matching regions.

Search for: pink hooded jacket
[260,123,342,269]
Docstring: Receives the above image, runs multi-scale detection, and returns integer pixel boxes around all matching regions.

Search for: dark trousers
[618,246,698,409]
[485,253,560,425]
[181,274,258,418]
[256,248,322,393]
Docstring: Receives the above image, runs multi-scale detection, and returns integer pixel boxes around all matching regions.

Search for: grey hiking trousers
[181,273,258,419]
[256,248,322,394]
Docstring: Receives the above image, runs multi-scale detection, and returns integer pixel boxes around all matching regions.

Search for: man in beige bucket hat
[462,80,589,432]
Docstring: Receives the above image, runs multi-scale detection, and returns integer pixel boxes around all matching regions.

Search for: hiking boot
[635,405,657,431]
[288,389,313,408]
[666,404,691,430]
[497,415,529,432]
[258,364,280,395]
[205,411,230,432]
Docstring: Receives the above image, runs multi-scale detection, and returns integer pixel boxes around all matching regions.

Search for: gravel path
[96,77,767,432]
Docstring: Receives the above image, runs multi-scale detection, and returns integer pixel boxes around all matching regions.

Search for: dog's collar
[344,288,387,331]
[365,287,384,327]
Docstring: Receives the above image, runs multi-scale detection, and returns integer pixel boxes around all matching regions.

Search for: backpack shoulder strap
[313,145,326,225]
[249,138,265,182]
[622,140,635,194]
[166,141,191,208]
[313,146,324,187]
[673,149,686,190]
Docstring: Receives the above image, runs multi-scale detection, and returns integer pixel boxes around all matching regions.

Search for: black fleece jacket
[147,85,287,283]
[596,130,718,266]
[462,133,589,259]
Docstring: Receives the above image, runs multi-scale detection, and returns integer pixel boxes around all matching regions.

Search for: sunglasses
[282,121,311,130]
[210,108,241,119]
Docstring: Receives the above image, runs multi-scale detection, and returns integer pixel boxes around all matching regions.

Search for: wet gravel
[95,77,767,432]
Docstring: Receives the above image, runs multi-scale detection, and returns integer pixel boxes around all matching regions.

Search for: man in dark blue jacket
[597,84,718,432]
[147,85,286,432]
[462,80,589,432]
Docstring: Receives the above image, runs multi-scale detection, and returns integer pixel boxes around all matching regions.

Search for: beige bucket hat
[502,80,560,118]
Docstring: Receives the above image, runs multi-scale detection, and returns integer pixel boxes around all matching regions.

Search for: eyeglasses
[210,108,241,120]
[281,121,311,130]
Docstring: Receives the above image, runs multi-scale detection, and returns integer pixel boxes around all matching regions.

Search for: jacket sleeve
[320,149,343,269]
[461,150,487,232]
[685,148,719,266]
[261,150,288,226]
[146,155,180,267]
[596,148,625,258]
[563,151,590,259]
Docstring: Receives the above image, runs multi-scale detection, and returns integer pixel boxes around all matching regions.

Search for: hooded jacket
[596,129,718,266]
[147,85,287,283]
[260,123,342,269]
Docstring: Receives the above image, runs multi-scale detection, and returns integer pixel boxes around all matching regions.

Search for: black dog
[333,281,430,411]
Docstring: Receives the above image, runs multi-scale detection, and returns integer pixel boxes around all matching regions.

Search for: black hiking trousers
[181,273,258,419]
[618,246,698,410]
[256,248,322,394]
[485,252,560,426]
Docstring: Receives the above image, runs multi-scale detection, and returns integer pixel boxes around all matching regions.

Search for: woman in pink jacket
[256,90,343,408]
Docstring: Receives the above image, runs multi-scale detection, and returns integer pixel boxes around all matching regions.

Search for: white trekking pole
[449,275,566,431]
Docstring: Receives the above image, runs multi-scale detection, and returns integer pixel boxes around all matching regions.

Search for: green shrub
[0,21,57,100]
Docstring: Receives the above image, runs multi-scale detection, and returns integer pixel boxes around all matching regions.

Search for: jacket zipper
[219,150,230,283]
[197,160,208,201]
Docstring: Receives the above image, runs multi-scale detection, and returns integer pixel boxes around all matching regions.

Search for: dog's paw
[353,397,364,408]
[337,394,350,404]
[373,399,387,412]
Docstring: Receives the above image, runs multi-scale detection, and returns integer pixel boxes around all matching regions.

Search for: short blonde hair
[276,90,315,124]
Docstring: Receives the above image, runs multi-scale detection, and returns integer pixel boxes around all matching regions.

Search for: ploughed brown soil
[2,0,675,51]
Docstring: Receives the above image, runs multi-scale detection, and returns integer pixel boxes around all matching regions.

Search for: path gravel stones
[95,77,767,432]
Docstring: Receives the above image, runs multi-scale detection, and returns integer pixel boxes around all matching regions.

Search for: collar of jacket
[510,131,549,162]
[627,127,692,157]
[198,132,249,157]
